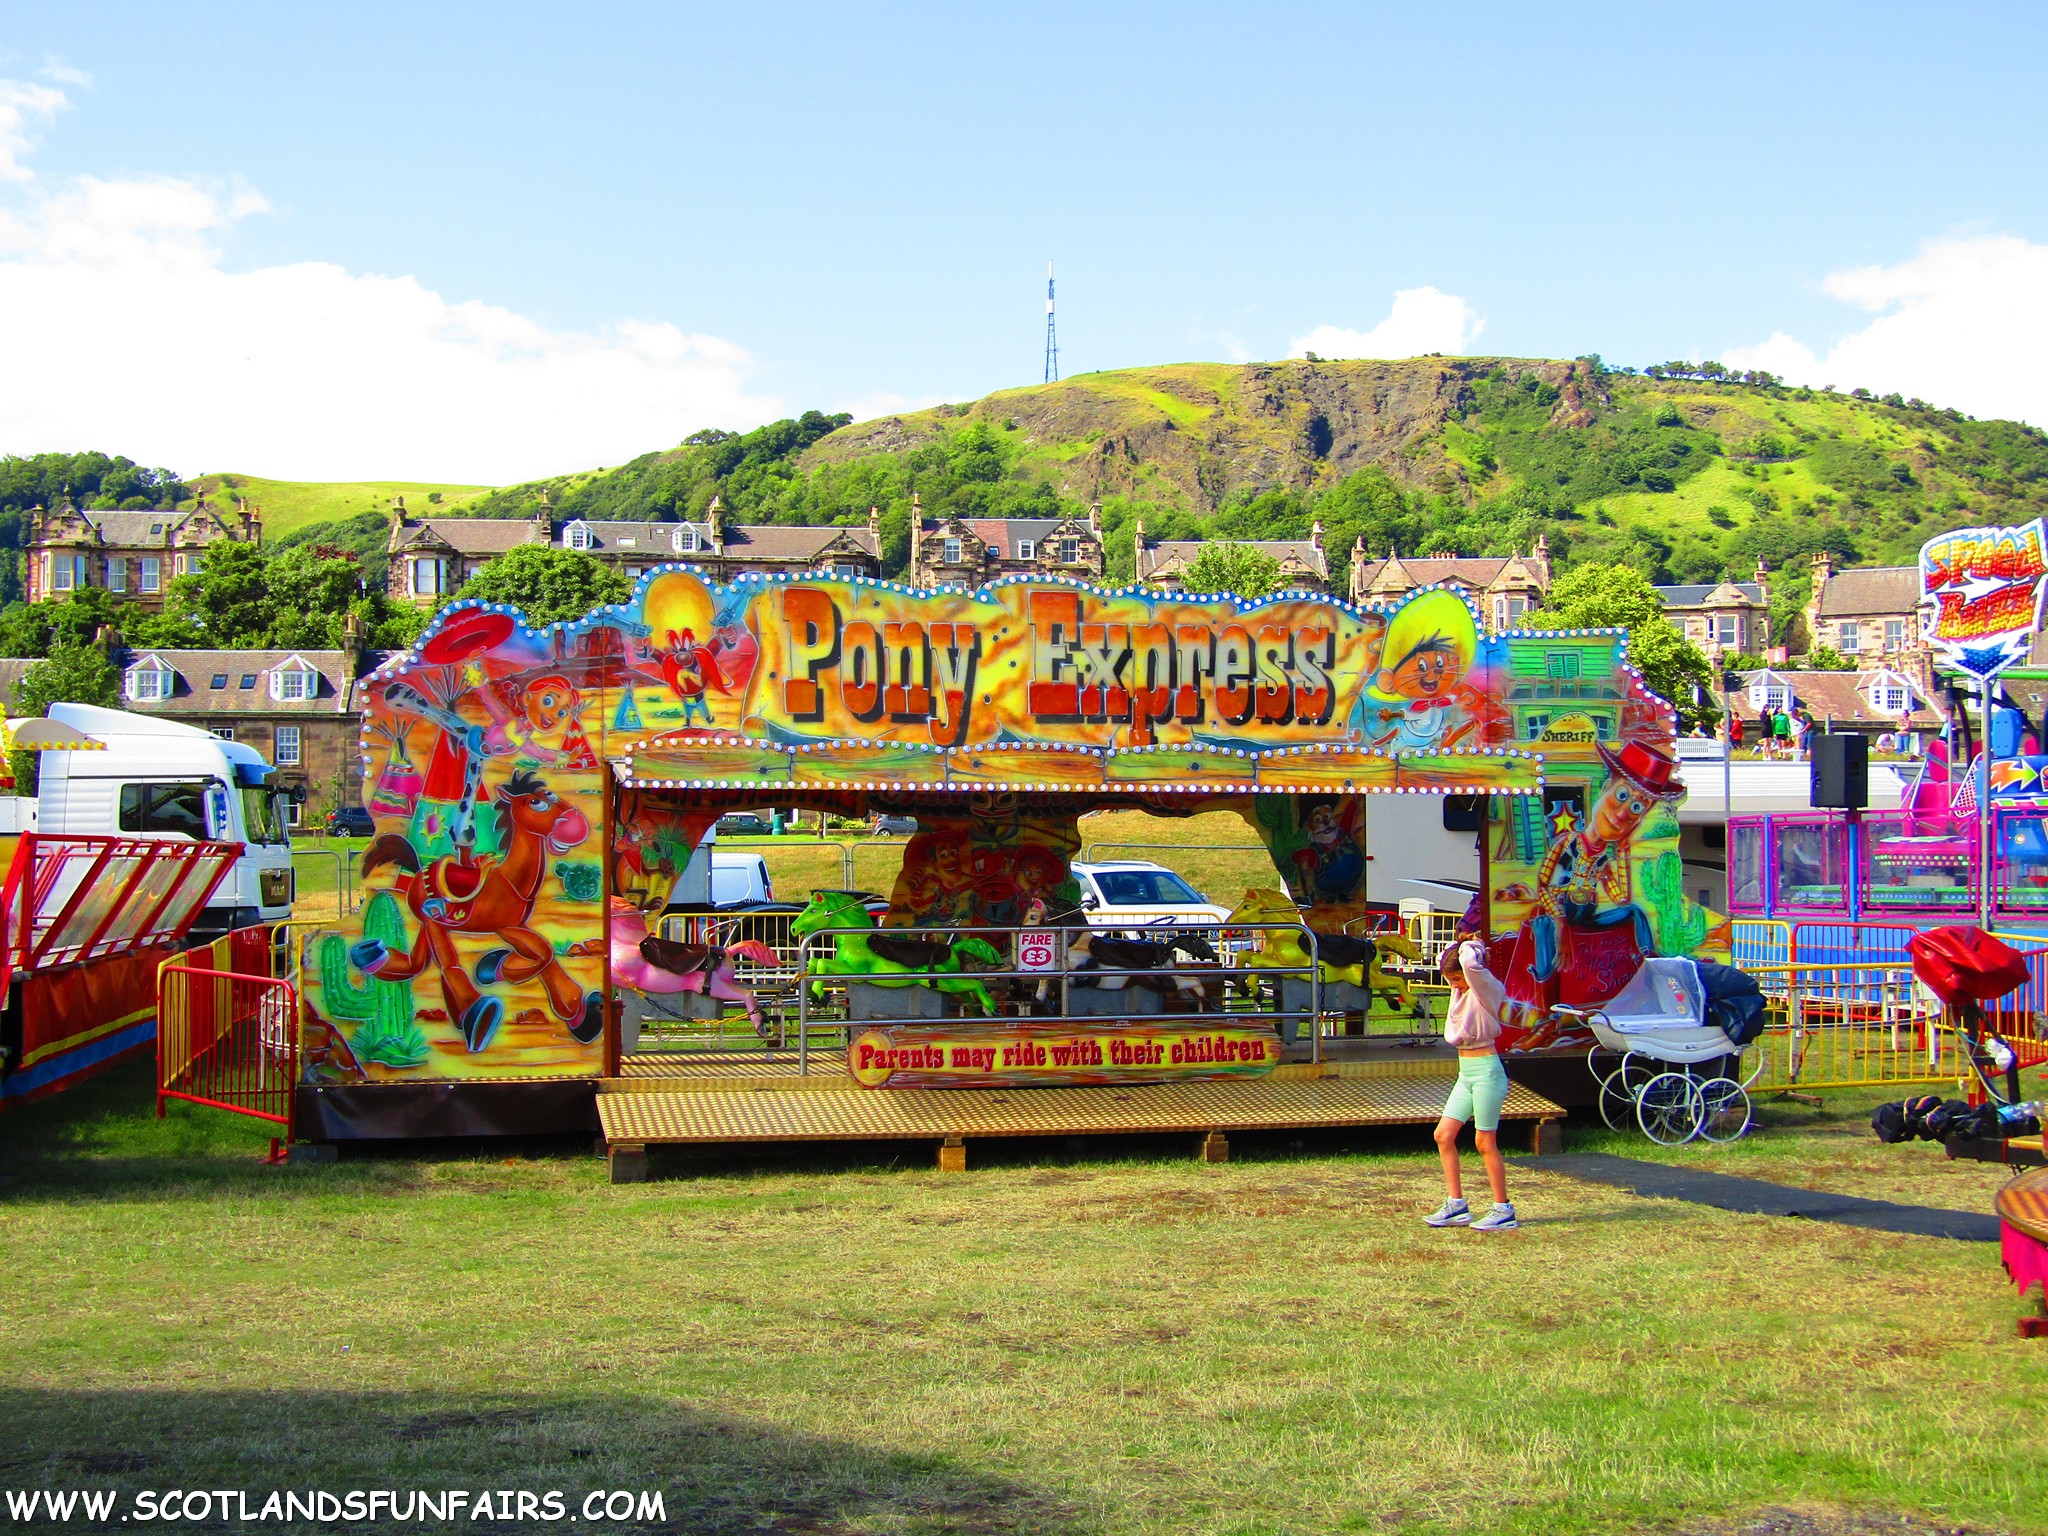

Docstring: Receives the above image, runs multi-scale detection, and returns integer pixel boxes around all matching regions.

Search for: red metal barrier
[2,834,241,995]
[156,963,298,1158]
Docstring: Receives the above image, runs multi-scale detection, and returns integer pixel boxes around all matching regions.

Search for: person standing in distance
[1423,939,1517,1231]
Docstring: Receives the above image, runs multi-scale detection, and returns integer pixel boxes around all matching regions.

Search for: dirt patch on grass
[1669,1505,2020,1536]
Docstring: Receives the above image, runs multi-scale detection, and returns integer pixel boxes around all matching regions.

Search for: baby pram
[1566,957,1765,1145]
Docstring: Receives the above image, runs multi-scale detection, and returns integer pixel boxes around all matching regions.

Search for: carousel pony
[1018,893,1221,1014]
[1222,888,1423,1016]
[607,898,786,1036]
[790,891,1003,1015]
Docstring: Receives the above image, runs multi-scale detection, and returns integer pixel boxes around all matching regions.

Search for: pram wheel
[1636,1072,1702,1145]
[1596,1069,1638,1133]
[1694,1078,1752,1143]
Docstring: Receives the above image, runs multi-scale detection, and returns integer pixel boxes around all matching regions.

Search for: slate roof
[1656,582,1767,606]
[1138,539,1329,582]
[1816,565,1920,617]
[115,649,364,715]
[1354,556,1536,590]
[1729,669,1944,730]
[919,518,1079,559]
[559,519,879,562]
[39,507,234,548]
[391,518,547,557]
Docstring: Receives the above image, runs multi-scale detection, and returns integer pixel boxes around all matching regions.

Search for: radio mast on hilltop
[1043,260,1059,384]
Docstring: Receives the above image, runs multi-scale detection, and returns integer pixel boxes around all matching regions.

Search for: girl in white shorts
[1424,940,1517,1231]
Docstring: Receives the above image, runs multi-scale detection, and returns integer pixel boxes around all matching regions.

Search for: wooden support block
[2019,1316,2047,1340]
[1202,1130,1230,1164]
[608,1142,649,1185]
[937,1135,967,1173]
[1532,1118,1564,1155]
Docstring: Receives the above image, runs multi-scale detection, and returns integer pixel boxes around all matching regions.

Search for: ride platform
[598,1050,1566,1181]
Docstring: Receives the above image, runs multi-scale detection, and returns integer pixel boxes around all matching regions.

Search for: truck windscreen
[240,785,289,845]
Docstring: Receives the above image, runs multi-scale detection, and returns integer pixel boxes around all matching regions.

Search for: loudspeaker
[1810,733,1868,809]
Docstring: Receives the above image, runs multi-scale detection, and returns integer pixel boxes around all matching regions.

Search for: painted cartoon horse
[1228,888,1369,988]
[607,898,787,1036]
[790,891,1004,1015]
[352,766,603,1051]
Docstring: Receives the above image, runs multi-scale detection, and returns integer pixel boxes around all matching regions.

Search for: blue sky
[3,2,2046,481]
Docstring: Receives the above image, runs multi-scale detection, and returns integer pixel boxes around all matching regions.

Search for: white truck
[22,702,297,934]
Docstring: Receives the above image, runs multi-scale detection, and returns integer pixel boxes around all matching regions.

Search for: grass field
[183,474,495,541]
[1,1060,2041,1535]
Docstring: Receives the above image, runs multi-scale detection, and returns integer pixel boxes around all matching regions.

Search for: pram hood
[1597,957,1706,1034]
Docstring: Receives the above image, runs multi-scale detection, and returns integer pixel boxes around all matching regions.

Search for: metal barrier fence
[1732,918,1793,976]
[157,962,298,1156]
[2,833,240,990]
[290,847,356,918]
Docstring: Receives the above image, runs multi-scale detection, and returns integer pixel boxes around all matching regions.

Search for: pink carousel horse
[607,898,786,1035]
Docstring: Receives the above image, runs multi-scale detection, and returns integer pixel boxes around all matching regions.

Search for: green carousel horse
[790,891,1005,1015]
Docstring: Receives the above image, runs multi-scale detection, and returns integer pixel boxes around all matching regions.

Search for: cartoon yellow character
[1360,590,1478,751]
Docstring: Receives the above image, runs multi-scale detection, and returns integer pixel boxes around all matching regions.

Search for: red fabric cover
[2003,1223,2048,1296]
[1907,926,2029,1007]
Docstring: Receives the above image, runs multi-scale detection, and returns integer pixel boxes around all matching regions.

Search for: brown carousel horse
[351,766,603,1051]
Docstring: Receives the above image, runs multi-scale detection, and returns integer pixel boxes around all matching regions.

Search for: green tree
[141,541,273,647]
[10,643,120,792]
[1526,562,1717,729]
[454,545,631,626]
[1801,644,1858,672]
[266,546,371,650]
[0,588,127,657]
[1177,542,1284,601]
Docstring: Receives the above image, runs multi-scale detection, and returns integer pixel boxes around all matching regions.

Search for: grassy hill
[266,356,2048,648]
[183,473,493,542]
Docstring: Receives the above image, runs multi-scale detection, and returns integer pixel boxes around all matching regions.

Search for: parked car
[871,814,918,836]
[711,851,775,907]
[715,813,775,838]
[326,806,375,838]
[1066,860,1232,930]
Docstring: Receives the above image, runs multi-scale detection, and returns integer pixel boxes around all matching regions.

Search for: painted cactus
[314,891,429,1069]
[1641,850,1709,956]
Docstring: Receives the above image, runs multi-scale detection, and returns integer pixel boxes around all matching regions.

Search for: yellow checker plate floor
[597,1073,1562,1145]
[1999,1166,2048,1244]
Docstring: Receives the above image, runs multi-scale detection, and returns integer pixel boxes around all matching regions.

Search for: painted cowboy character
[1528,739,1684,983]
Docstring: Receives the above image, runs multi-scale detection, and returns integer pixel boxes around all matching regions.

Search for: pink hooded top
[1442,940,1505,1049]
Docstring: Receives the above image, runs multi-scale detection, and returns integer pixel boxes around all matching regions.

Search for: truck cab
[36,702,296,933]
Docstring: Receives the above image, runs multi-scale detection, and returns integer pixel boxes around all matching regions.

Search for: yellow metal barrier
[1743,960,1961,1095]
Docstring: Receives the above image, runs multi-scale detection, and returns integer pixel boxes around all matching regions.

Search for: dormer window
[1016,539,1036,562]
[270,659,320,702]
[566,522,594,551]
[126,656,175,703]
[673,526,700,555]
[1868,673,1914,716]
[943,537,963,564]
[1059,539,1079,563]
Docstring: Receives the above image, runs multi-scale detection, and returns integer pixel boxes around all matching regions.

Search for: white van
[32,702,296,934]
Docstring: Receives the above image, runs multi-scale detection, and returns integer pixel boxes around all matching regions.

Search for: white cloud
[0,76,780,483]
[1289,285,1484,361]
[1725,235,2048,425]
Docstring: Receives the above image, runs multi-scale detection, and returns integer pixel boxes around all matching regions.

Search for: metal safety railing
[1,833,242,991]
[157,961,299,1157]
[289,847,357,918]
[1731,917,1793,977]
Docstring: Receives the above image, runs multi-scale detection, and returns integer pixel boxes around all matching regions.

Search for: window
[1749,679,1791,712]
[209,673,229,689]
[140,557,161,594]
[566,523,593,551]
[943,537,962,564]
[51,554,83,592]
[126,662,173,702]
[1885,619,1906,652]
[118,783,209,838]
[1091,869,1203,906]
[616,536,636,549]
[275,725,302,766]
[833,561,860,578]
[173,552,203,577]
[284,797,302,829]
[411,558,448,595]
[1494,594,1529,629]
[238,673,256,689]
[271,663,317,702]
[1544,652,1581,681]
[1871,679,1911,715]
[107,559,126,594]
[1016,539,1036,561]
[1716,614,1739,647]
[1837,621,1861,653]
[674,526,699,554]
[1059,539,1078,563]
[208,726,235,741]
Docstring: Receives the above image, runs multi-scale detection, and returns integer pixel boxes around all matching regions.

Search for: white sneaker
[1472,1202,1519,1232]
[1423,1197,1471,1227]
